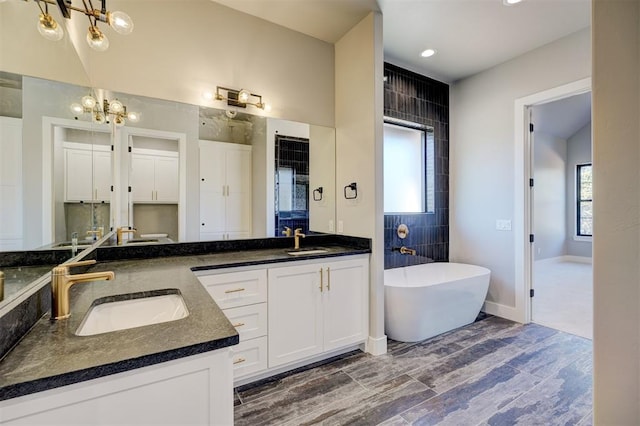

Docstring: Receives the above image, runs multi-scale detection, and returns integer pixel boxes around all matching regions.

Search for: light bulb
[202,91,214,101]
[238,89,250,104]
[70,103,84,115]
[264,103,272,113]
[420,48,436,58]
[81,95,97,109]
[93,113,105,124]
[127,111,141,123]
[114,115,125,127]
[37,13,64,41]
[109,99,124,113]
[87,26,109,52]
[107,10,134,35]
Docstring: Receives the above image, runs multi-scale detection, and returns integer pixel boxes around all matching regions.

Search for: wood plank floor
[234,316,593,425]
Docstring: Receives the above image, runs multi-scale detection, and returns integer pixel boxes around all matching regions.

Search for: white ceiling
[533,91,591,140]
[214,0,591,83]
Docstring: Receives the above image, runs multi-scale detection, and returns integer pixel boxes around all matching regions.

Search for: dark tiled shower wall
[383,62,449,269]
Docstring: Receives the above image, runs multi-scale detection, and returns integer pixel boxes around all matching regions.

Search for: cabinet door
[65,148,94,201]
[155,156,179,202]
[93,150,112,202]
[131,154,155,202]
[225,147,252,234]
[322,257,369,351]
[200,190,225,234]
[0,118,22,243]
[199,141,226,193]
[268,264,323,368]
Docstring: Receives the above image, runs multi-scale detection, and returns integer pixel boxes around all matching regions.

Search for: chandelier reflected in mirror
[70,95,140,126]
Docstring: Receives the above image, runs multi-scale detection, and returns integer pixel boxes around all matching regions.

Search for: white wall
[450,28,590,309]
[533,132,567,260]
[566,122,592,257]
[335,12,386,354]
[592,0,640,423]
[82,0,335,128]
[0,1,88,87]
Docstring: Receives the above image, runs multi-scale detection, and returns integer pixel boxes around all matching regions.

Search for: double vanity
[0,234,370,425]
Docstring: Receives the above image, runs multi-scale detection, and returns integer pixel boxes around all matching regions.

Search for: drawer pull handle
[225,288,245,294]
[327,267,331,291]
[233,357,246,365]
[319,268,323,292]
[233,322,245,328]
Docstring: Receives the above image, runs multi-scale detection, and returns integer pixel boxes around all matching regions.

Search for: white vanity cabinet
[0,349,234,426]
[196,254,369,383]
[130,148,179,203]
[199,140,252,241]
[64,142,112,203]
[267,256,369,368]
[0,117,23,250]
[197,269,268,379]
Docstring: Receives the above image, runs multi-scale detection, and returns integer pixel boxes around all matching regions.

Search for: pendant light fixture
[71,95,141,126]
[31,0,133,52]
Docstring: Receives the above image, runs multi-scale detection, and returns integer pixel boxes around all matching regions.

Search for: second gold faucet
[51,260,114,320]
[294,228,305,250]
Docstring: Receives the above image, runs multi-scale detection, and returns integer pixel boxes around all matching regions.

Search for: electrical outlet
[496,219,512,231]
[328,220,334,232]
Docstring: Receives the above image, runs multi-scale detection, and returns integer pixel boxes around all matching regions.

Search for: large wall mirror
[0,0,337,311]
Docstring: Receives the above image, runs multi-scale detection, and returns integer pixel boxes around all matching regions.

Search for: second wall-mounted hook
[313,187,323,201]
[344,182,358,200]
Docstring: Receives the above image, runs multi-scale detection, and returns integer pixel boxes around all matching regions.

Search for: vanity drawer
[224,303,267,342]
[231,336,268,379]
[198,269,267,309]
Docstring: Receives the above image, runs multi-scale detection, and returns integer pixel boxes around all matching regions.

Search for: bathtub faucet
[393,246,416,255]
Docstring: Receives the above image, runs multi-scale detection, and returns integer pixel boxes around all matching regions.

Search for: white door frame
[513,77,591,323]
[118,126,187,242]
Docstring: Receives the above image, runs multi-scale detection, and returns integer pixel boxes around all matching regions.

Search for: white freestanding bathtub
[384,262,491,342]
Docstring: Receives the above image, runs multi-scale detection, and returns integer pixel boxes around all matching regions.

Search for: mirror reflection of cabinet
[131,149,179,203]
[64,143,111,202]
[0,117,23,250]
[199,140,252,241]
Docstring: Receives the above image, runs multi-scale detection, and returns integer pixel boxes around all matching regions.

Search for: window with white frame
[577,163,592,237]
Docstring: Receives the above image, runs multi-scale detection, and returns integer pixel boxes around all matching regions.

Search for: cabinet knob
[202,223,205,226]
[201,178,205,181]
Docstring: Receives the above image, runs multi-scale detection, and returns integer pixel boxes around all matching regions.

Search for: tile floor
[234,316,593,425]
[533,259,593,339]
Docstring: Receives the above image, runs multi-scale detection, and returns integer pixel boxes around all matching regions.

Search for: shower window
[383,121,435,214]
[576,163,592,237]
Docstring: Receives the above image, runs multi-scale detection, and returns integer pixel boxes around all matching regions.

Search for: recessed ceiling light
[420,48,436,58]
[503,0,523,5]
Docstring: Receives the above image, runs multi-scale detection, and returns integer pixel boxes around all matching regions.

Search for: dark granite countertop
[0,240,370,401]
[1,265,54,303]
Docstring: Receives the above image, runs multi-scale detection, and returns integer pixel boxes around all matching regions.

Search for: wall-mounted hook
[344,182,358,200]
[313,187,323,201]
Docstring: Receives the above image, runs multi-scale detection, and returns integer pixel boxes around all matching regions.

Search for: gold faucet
[51,260,115,320]
[87,228,103,240]
[399,246,417,256]
[0,271,4,302]
[117,226,136,245]
[282,226,292,237]
[294,228,306,250]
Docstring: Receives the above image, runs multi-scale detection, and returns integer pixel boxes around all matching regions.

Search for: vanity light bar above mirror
[202,86,272,112]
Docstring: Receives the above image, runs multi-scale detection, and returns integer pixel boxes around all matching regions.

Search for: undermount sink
[287,247,330,256]
[76,290,188,336]
[54,241,93,248]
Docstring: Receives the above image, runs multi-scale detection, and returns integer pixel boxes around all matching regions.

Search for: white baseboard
[482,301,522,323]
[366,335,388,356]
[534,255,592,266]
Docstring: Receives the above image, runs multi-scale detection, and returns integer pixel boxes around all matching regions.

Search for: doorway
[530,92,592,339]
[513,77,591,330]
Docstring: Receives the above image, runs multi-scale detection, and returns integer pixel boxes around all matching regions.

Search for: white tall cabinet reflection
[0,117,23,250]
[199,140,252,241]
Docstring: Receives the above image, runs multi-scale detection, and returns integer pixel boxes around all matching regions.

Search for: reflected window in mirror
[275,135,309,236]
[383,121,435,214]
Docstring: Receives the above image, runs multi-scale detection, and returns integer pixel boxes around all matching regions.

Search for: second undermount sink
[287,247,330,256]
[76,290,188,336]
[125,238,160,245]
